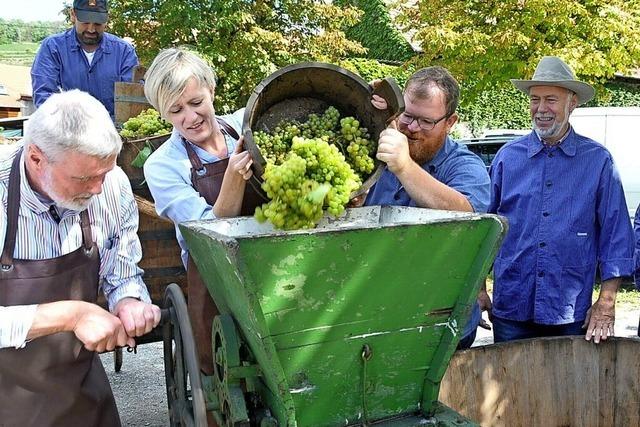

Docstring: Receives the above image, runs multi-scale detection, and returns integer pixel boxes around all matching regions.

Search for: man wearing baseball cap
[31,0,138,120]
[486,56,634,344]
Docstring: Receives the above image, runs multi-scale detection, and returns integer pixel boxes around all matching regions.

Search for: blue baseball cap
[73,0,109,24]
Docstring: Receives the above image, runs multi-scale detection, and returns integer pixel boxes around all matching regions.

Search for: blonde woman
[143,47,264,374]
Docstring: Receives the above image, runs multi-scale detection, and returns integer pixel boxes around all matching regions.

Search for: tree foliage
[336,0,415,62]
[394,0,640,98]
[0,19,66,44]
[459,81,640,135]
[338,57,414,86]
[108,0,365,112]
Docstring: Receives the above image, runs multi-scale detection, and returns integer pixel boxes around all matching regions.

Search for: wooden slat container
[134,195,186,307]
[118,134,170,200]
[97,196,186,342]
[114,66,150,128]
[112,65,187,333]
[439,336,640,427]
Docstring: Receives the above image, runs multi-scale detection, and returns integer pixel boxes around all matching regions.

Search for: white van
[570,107,640,219]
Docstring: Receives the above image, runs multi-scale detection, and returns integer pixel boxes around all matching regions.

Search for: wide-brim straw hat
[511,56,595,105]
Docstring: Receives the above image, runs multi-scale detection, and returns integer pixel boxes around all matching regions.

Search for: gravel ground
[101,342,169,427]
[104,309,640,426]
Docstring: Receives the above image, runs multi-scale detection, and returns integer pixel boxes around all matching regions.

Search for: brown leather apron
[184,118,265,375]
[0,151,121,427]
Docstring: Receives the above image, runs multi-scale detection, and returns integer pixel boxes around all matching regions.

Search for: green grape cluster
[340,117,375,176]
[120,108,173,139]
[253,106,377,230]
[254,106,376,180]
[254,137,361,230]
[300,106,340,140]
[253,122,300,164]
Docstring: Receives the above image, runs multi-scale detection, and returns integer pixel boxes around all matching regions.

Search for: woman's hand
[227,137,253,181]
[215,136,253,217]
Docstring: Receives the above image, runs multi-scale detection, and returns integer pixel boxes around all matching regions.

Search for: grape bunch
[253,122,300,165]
[254,136,361,230]
[120,108,173,139]
[254,106,376,180]
[339,117,375,176]
[252,106,377,230]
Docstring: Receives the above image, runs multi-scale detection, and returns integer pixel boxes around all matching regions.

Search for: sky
[0,1,67,22]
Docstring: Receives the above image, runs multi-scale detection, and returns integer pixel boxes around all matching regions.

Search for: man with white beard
[0,90,159,425]
[486,56,634,344]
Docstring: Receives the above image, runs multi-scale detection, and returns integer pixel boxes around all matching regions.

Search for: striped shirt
[0,144,151,348]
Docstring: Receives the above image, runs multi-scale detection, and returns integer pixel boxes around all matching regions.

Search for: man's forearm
[598,277,621,303]
[27,301,84,341]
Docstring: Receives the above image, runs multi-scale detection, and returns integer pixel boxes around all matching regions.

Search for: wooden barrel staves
[111,65,188,338]
[439,336,640,427]
[118,133,170,199]
[134,195,187,308]
[114,65,149,128]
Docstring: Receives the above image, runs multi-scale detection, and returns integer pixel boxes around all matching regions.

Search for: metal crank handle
[121,308,172,354]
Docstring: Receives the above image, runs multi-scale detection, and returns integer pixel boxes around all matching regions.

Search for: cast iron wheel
[163,283,208,427]
[212,314,250,426]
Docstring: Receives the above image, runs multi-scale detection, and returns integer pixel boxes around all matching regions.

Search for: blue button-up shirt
[634,204,640,288]
[366,136,491,339]
[489,128,634,324]
[31,28,138,119]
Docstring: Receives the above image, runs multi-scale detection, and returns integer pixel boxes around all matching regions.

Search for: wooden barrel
[242,62,403,199]
[118,133,170,199]
[134,195,187,307]
[439,336,640,427]
[114,66,149,128]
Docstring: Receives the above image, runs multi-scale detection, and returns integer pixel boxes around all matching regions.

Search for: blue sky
[1,1,67,22]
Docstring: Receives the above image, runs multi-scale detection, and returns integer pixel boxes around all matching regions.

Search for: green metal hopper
[173,206,506,426]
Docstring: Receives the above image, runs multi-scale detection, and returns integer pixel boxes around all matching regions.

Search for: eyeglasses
[398,112,449,131]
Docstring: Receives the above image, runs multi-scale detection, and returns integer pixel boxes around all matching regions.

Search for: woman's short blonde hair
[144,48,217,118]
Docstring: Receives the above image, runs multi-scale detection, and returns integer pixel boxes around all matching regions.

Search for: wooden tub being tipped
[439,336,640,427]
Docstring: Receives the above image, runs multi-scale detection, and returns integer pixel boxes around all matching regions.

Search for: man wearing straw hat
[487,56,634,344]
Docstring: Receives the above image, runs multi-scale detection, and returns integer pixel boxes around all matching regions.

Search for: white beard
[41,168,93,211]
[532,96,572,142]
[533,116,567,140]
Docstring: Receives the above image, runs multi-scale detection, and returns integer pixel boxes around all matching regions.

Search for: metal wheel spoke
[162,283,208,427]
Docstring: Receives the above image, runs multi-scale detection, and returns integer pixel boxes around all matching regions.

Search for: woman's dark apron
[0,151,121,426]
[184,118,265,375]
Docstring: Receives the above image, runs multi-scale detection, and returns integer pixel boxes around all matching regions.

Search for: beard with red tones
[405,131,443,165]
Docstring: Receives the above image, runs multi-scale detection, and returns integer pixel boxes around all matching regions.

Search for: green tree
[394,0,640,98]
[108,0,365,112]
[337,0,415,62]
[0,19,20,44]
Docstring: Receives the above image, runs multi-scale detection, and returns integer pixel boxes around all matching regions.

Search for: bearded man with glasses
[365,66,491,349]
